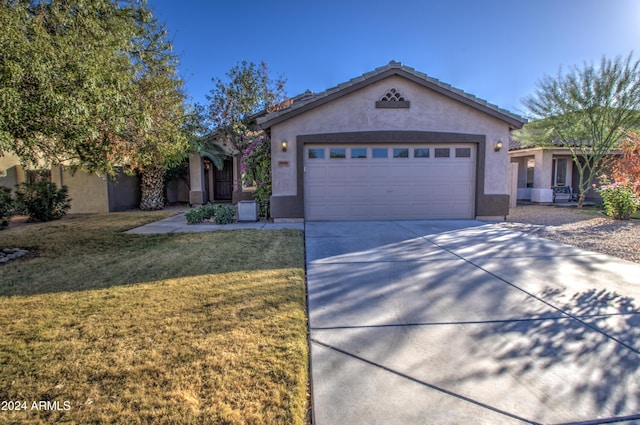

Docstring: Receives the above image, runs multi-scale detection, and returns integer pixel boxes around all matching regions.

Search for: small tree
[199,60,286,149]
[198,61,286,215]
[514,54,640,207]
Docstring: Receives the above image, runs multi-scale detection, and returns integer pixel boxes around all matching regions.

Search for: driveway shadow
[306,220,640,424]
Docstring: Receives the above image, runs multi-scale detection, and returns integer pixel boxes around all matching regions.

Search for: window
[351,148,367,159]
[329,148,346,159]
[455,148,471,158]
[414,148,430,158]
[393,148,409,158]
[526,159,535,188]
[553,158,568,186]
[435,148,450,158]
[308,148,325,159]
[372,148,388,158]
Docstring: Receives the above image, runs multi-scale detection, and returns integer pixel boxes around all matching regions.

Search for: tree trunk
[140,166,166,210]
[577,191,586,209]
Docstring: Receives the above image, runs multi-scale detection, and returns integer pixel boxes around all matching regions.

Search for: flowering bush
[239,132,271,218]
[594,179,640,220]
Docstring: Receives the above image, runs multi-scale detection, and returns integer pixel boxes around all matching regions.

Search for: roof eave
[258,66,526,130]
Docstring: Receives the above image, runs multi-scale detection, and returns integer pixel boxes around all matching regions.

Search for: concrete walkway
[305,221,640,425]
[125,213,304,234]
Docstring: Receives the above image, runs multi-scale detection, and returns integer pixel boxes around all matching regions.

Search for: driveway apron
[305,221,640,425]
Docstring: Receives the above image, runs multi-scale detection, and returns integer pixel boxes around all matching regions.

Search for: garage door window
[414,148,430,158]
[351,148,367,159]
[435,148,450,158]
[329,148,346,159]
[308,148,325,159]
[455,148,471,158]
[393,148,409,158]
[372,148,388,158]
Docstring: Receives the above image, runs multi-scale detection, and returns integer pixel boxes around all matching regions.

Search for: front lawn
[0,213,308,424]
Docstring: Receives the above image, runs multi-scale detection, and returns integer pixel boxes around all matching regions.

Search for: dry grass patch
[0,213,308,424]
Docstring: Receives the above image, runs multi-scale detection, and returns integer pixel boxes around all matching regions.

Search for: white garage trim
[304,144,476,220]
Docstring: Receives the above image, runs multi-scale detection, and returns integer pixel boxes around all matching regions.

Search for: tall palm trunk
[140,166,166,210]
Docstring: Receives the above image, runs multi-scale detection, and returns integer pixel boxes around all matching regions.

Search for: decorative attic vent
[382,88,405,101]
[376,88,410,108]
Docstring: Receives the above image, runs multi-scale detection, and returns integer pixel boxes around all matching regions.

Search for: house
[254,61,526,221]
[508,140,614,203]
[0,152,140,214]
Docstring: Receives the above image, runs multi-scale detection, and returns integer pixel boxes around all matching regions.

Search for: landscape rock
[0,248,29,264]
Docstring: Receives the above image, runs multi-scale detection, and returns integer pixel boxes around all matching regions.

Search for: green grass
[0,213,308,425]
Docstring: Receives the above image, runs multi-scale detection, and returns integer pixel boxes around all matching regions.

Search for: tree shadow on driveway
[470,287,640,422]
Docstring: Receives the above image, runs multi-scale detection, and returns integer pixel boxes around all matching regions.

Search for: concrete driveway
[305,221,640,425]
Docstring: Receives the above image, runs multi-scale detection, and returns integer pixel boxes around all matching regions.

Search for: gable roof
[257,61,527,130]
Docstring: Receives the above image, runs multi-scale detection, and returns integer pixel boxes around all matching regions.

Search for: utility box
[237,200,258,222]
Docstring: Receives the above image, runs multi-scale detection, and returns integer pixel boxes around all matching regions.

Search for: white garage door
[304,144,476,220]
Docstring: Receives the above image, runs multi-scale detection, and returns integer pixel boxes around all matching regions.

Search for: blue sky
[149,0,640,117]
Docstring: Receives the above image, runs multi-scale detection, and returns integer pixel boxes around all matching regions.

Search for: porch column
[188,153,205,205]
[531,149,553,203]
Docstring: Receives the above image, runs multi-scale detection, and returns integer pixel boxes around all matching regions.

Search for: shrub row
[185,203,236,225]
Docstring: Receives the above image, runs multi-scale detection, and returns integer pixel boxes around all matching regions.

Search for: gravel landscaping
[502,205,640,264]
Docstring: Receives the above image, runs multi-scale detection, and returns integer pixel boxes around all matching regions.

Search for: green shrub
[595,181,639,220]
[186,203,236,225]
[0,187,14,229]
[213,204,236,224]
[185,206,207,224]
[14,181,71,222]
[200,204,216,219]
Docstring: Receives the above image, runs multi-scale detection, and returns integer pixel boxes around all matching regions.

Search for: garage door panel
[305,144,476,220]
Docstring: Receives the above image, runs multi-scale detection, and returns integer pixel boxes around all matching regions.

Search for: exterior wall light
[494,140,503,152]
[281,141,288,152]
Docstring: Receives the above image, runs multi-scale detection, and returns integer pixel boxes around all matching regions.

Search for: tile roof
[257,61,527,129]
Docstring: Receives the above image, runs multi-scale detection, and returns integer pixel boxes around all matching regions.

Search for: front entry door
[214,159,233,201]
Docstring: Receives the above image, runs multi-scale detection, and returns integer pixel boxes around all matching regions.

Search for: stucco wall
[0,152,24,190]
[52,166,109,214]
[270,76,511,199]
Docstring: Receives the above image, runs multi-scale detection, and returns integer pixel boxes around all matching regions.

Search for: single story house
[0,152,140,214]
[254,61,526,221]
[509,141,615,203]
[4,61,527,219]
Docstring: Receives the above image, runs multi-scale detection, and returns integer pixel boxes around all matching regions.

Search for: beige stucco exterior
[260,63,524,221]
[1,154,139,214]
[270,76,512,200]
[50,166,110,214]
[0,152,25,190]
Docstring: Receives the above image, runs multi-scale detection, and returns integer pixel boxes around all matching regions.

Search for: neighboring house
[509,140,616,203]
[253,61,525,221]
[0,152,140,214]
